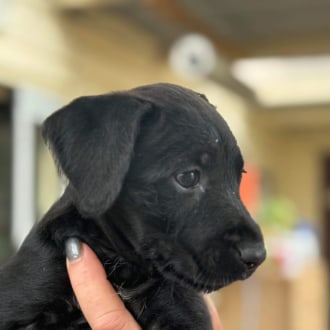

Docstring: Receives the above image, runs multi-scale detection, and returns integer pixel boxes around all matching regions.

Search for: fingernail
[65,238,82,261]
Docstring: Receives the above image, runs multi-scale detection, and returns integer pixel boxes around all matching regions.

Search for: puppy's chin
[153,260,255,293]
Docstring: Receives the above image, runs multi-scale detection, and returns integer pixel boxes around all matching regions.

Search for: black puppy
[0,83,266,329]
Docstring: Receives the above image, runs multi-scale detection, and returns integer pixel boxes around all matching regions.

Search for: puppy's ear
[42,93,152,216]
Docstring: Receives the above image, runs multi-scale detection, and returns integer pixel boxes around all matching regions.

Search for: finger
[204,295,223,330]
[66,238,141,330]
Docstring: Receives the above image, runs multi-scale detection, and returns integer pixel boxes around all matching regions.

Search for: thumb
[65,238,141,330]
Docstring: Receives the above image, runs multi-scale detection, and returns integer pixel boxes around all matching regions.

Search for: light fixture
[231,55,330,107]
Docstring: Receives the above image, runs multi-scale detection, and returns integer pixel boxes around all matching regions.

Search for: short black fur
[0,83,266,329]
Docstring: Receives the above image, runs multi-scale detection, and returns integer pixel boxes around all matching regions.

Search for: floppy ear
[42,92,152,216]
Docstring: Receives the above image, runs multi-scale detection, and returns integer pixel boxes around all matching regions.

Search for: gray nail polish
[65,238,82,261]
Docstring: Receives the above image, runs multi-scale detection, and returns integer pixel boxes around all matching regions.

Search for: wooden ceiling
[54,0,330,59]
[51,0,330,111]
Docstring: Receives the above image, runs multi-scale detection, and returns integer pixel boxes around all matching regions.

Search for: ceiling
[54,0,330,108]
[55,0,330,58]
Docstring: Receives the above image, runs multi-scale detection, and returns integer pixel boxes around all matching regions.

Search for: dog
[0,83,266,329]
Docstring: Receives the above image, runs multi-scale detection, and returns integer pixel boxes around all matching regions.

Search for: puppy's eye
[175,170,200,188]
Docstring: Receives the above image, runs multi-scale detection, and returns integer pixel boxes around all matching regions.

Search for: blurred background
[0,0,329,329]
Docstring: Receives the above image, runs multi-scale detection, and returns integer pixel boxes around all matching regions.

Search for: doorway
[0,86,14,263]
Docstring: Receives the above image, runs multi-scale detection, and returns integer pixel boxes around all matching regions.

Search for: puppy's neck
[42,192,152,290]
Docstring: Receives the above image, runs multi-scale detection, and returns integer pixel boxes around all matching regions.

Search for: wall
[0,0,178,100]
[248,108,330,229]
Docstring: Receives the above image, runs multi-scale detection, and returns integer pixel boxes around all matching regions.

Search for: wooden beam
[144,0,245,59]
[53,0,121,9]
[244,32,330,57]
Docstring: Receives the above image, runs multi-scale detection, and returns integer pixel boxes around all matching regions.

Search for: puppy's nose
[238,244,266,270]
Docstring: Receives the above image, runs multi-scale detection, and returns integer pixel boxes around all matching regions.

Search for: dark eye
[175,170,200,188]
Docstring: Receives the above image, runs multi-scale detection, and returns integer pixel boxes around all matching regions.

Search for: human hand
[204,294,223,330]
[66,239,223,330]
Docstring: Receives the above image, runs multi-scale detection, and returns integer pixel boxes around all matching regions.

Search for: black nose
[238,244,266,270]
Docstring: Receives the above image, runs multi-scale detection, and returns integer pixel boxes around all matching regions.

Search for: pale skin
[66,243,223,330]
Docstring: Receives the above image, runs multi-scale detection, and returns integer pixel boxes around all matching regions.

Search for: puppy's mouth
[153,260,255,293]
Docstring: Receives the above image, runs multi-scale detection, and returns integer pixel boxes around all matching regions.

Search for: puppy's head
[43,83,266,292]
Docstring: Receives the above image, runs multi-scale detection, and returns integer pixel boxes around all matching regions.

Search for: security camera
[169,33,217,79]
